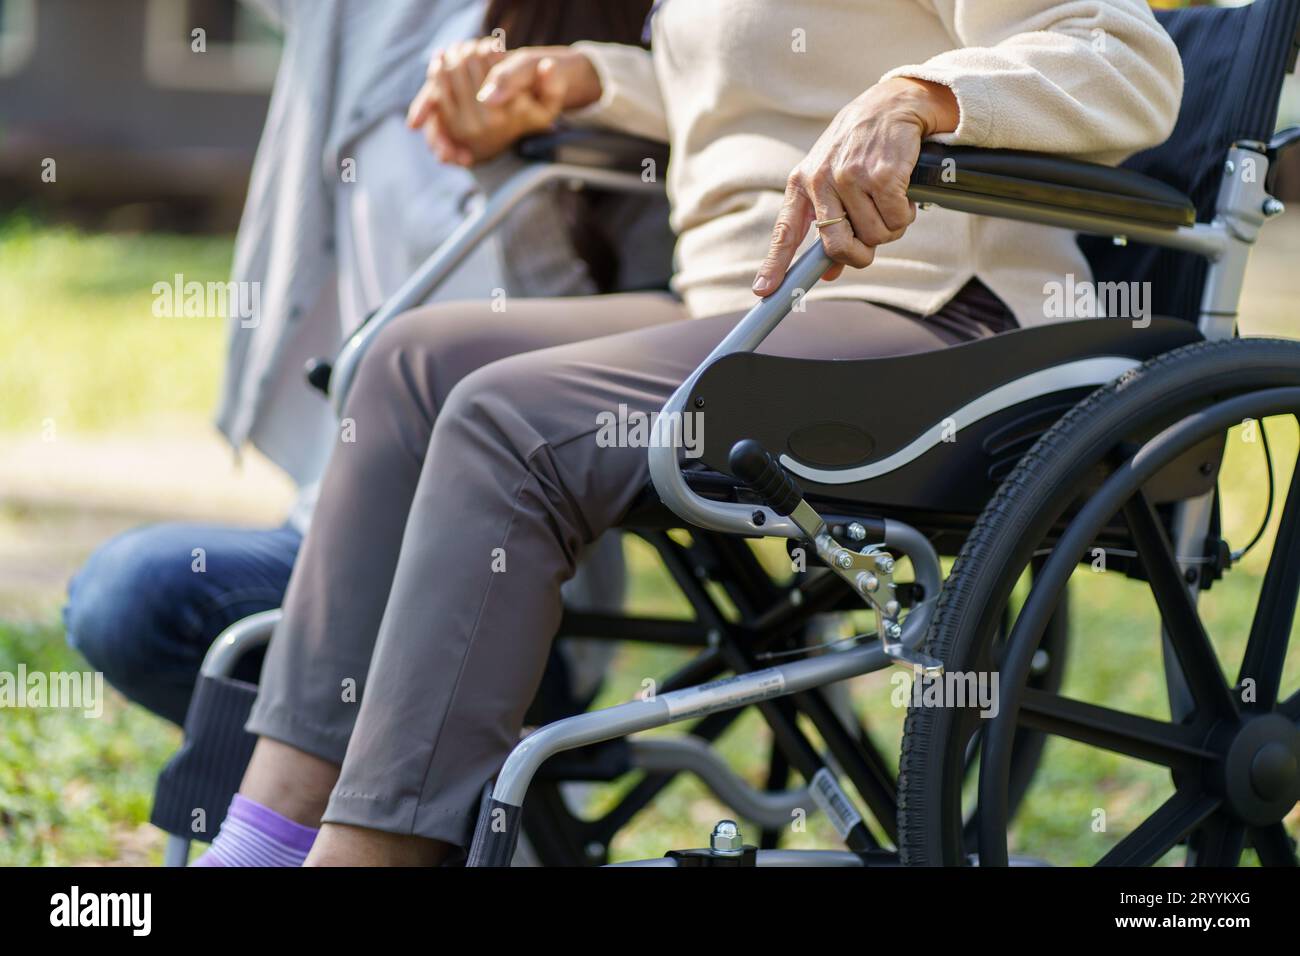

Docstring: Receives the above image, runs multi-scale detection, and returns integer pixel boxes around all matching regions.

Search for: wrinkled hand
[753,77,959,296]
[406,41,602,166]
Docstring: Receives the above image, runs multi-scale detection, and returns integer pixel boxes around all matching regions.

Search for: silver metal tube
[755,849,865,867]
[604,857,679,867]
[492,636,888,806]
[605,849,866,867]
[627,736,809,828]
[883,519,941,610]
[647,242,834,539]
[200,608,281,678]
[330,164,657,415]
[163,835,191,867]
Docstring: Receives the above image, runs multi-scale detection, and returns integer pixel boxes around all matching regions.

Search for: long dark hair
[482,0,656,292]
[483,0,651,49]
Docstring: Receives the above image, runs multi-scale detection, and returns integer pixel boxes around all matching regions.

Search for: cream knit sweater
[571,0,1183,324]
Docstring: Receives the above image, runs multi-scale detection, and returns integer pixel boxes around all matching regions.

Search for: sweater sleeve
[564,41,670,143]
[881,0,1183,165]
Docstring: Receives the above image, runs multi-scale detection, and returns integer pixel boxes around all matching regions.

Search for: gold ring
[814,216,847,229]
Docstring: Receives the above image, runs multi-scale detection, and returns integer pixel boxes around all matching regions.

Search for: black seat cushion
[679,318,1203,516]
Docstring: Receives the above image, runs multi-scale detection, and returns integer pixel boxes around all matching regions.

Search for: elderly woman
[198,0,1182,866]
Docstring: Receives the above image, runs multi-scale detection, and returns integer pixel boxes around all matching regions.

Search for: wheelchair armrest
[517,128,670,179]
[909,143,1196,230]
[324,131,665,411]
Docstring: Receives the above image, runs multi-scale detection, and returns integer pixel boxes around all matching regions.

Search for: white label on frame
[810,768,863,840]
[662,670,786,721]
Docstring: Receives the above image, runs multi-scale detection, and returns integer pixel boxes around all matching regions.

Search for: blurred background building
[0,0,278,230]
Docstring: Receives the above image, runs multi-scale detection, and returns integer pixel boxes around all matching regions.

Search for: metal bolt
[876,554,896,574]
[694,396,706,408]
[1224,159,1236,176]
[710,819,744,855]
[857,572,879,593]
[884,600,900,617]
[1263,197,1285,217]
[751,509,766,527]
[846,522,867,541]
[835,551,854,569]
[884,621,903,640]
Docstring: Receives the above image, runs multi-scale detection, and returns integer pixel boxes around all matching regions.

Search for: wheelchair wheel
[899,337,1300,866]
[958,576,1070,850]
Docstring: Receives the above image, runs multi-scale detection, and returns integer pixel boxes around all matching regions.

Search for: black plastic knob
[729,439,803,517]
[304,358,333,396]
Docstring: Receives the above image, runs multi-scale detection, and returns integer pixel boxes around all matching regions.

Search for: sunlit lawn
[1,215,1297,865]
[0,215,230,435]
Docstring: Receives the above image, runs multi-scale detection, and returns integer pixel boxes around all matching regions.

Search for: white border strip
[779,355,1139,485]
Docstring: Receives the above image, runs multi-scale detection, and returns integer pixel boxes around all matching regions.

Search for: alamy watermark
[152,274,260,327]
[0,665,104,718]
[50,886,151,936]
[890,666,1000,718]
[595,403,705,458]
[1043,273,1151,328]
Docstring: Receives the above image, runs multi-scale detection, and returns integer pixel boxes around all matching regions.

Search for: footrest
[150,673,259,842]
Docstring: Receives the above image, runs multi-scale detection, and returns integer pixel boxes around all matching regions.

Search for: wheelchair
[154,0,1300,867]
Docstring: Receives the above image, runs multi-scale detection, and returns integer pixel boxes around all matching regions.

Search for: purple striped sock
[191,794,319,867]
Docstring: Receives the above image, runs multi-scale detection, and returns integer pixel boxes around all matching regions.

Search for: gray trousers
[247,285,1014,847]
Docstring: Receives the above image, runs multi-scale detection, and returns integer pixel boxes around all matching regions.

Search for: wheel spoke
[1251,822,1300,866]
[1186,811,1247,866]
[1281,690,1300,721]
[1097,789,1221,866]
[1019,688,1214,770]
[1123,492,1237,720]
[1238,454,1300,709]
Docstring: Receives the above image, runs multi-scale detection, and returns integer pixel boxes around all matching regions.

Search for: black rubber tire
[898,337,1300,866]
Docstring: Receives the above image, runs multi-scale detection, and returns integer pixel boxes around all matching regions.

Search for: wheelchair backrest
[1079,0,1300,323]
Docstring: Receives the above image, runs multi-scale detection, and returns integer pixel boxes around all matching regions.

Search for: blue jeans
[63,523,301,725]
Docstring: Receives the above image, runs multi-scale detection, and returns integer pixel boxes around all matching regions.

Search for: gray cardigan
[215,0,482,480]
[217,0,674,501]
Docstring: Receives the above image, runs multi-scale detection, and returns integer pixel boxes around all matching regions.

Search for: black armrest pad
[517,128,669,178]
[910,143,1195,229]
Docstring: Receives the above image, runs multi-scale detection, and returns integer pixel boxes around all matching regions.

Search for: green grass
[1,215,1297,865]
[0,622,180,865]
[0,215,232,435]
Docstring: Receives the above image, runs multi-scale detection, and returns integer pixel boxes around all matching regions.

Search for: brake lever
[729,439,943,674]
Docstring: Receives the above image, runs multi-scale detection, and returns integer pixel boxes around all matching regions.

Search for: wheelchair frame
[461,133,1283,865]
[159,125,1288,868]
[163,127,1287,868]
